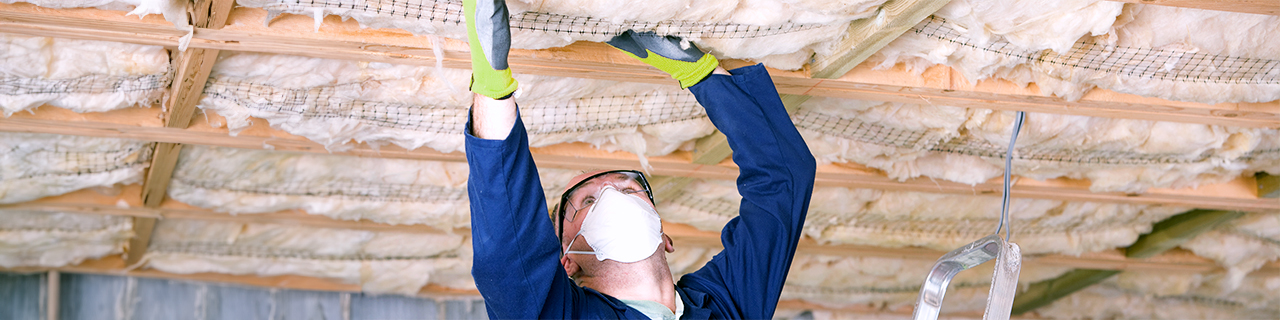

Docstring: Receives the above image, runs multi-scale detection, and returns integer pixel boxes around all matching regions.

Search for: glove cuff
[624,47,719,89]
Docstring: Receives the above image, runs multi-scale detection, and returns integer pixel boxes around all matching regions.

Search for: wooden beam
[1,185,448,234]
[1010,209,1245,315]
[1,5,1277,129]
[3,106,1278,212]
[810,0,952,78]
[46,270,58,320]
[131,0,235,267]
[123,217,156,266]
[1256,172,1280,198]
[1110,0,1280,16]
[1009,269,1122,315]
[648,175,695,202]
[1125,210,1245,259]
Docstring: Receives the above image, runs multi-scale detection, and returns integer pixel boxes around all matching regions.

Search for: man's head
[555,170,675,280]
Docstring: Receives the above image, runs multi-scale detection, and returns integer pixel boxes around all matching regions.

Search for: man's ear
[663,234,676,253]
[561,254,580,276]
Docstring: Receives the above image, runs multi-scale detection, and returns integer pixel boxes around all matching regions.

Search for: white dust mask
[563,186,663,263]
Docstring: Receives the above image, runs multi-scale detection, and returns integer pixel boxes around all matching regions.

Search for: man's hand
[606,31,720,89]
[465,0,518,99]
[465,0,519,139]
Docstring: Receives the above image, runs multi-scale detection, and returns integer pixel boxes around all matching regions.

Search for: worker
[462,0,817,319]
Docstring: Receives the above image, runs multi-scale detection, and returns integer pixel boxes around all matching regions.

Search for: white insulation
[873,0,1280,104]
[0,0,189,25]
[0,210,132,268]
[0,33,171,115]
[236,0,889,70]
[143,219,472,294]
[797,98,1280,193]
[782,254,1073,311]
[1180,212,1280,290]
[202,52,715,159]
[0,132,152,204]
[660,178,1189,255]
[169,145,473,228]
[169,145,586,229]
[1039,271,1280,319]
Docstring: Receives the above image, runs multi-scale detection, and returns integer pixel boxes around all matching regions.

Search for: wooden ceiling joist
[2,105,1276,212]
[1010,209,1246,315]
[4,255,479,298]
[128,0,236,267]
[1110,0,1280,16]
[809,0,952,79]
[1256,172,1280,198]
[0,4,1277,129]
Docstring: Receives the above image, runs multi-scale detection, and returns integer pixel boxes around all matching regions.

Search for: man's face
[558,172,656,253]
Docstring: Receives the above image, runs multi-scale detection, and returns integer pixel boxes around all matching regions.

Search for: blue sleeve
[678,64,817,319]
[465,113,594,319]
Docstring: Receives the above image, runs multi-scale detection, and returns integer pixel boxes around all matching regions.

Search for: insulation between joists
[0,33,171,115]
[0,210,132,268]
[0,132,153,204]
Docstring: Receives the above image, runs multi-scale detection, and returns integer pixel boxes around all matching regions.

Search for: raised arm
[461,0,578,319]
[602,31,816,318]
[679,65,818,318]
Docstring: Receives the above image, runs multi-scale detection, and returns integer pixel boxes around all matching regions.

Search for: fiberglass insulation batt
[1180,213,1280,290]
[1039,271,1280,319]
[168,145,473,228]
[143,219,471,294]
[236,0,889,70]
[201,52,714,159]
[783,254,1072,313]
[169,145,595,229]
[796,98,1280,193]
[0,132,152,204]
[0,0,189,25]
[873,0,1280,104]
[0,33,170,115]
[0,210,132,268]
[660,177,1189,255]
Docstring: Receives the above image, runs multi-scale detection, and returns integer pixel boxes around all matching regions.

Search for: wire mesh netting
[0,74,170,96]
[911,16,1280,85]
[170,178,467,203]
[256,0,825,39]
[0,210,132,268]
[793,108,1280,166]
[0,210,132,233]
[203,79,467,134]
[3,144,154,181]
[205,78,706,136]
[148,242,461,261]
[1,133,155,204]
[203,74,709,157]
[523,92,705,135]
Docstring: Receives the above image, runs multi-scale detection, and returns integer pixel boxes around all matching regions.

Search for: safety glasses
[554,170,654,248]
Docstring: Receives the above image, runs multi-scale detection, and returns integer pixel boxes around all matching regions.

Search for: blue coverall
[465,64,817,319]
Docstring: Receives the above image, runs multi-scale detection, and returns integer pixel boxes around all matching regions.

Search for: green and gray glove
[607,31,719,89]
[464,0,518,99]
